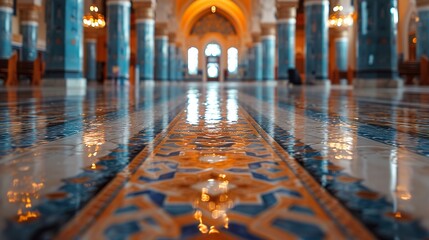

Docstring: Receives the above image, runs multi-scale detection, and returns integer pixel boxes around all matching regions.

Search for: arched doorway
[205,43,222,81]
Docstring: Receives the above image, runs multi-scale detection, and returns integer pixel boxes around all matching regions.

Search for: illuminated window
[188,47,199,75]
[205,43,221,57]
[227,47,238,73]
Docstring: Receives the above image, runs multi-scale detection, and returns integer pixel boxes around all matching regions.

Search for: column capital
[417,0,429,8]
[18,4,40,22]
[276,0,298,19]
[331,27,348,39]
[84,28,102,40]
[168,33,176,44]
[0,0,13,8]
[261,23,276,36]
[133,0,156,20]
[155,22,168,37]
[107,0,131,6]
[252,33,261,43]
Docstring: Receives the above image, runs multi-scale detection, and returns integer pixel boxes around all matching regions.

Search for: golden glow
[180,0,246,37]
[83,4,106,29]
[211,5,216,13]
[412,37,417,44]
[329,5,353,28]
[7,179,44,223]
[193,174,233,235]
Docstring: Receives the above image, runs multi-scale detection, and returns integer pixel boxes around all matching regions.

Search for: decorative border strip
[54,110,186,239]
[240,100,429,239]
[240,108,376,240]
[2,103,186,240]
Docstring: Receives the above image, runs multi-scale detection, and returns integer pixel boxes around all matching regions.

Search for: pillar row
[355,0,402,88]
[45,0,84,80]
[252,33,263,81]
[168,33,176,81]
[417,0,429,59]
[305,0,329,83]
[276,0,297,80]
[261,24,276,81]
[134,0,155,81]
[107,0,131,81]
[19,4,40,62]
[155,23,168,81]
[0,0,13,59]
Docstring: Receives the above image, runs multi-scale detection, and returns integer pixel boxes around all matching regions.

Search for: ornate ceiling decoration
[190,13,237,36]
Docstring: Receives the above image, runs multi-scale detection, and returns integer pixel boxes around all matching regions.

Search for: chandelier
[83,2,106,29]
[328,4,353,28]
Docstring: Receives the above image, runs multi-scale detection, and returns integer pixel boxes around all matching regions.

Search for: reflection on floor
[1,82,429,239]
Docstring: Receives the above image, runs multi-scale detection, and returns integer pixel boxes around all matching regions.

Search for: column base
[42,78,87,96]
[307,79,331,88]
[43,78,87,88]
[354,78,404,88]
[314,80,331,88]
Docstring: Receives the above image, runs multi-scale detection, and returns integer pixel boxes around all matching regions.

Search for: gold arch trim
[180,0,247,37]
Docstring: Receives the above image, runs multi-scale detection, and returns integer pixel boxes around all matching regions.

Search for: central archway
[179,0,247,38]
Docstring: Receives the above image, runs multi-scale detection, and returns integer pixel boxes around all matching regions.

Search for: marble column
[334,31,349,73]
[355,0,402,88]
[18,4,40,62]
[155,23,168,81]
[176,45,183,81]
[45,0,84,84]
[417,0,429,59]
[0,0,13,59]
[247,44,254,80]
[252,33,263,81]
[107,0,131,81]
[168,33,176,81]
[134,0,155,81]
[84,37,97,81]
[305,0,329,84]
[276,0,297,80]
[261,24,276,81]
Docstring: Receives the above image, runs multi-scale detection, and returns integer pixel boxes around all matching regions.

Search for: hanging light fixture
[83,1,106,29]
[211,5,216,13]
[328,4,353,28]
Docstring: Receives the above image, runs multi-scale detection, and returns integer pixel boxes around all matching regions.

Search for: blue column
[176,47,182,81]
[356,0,399,83]
[45,0,84,79]
[335,37,348,72]
[20,22,38,61]
[107,0,131,81]
[0,6,12,59]
[168,44,176,81]
[136,19,154,80]
[247,47,254,80]
[85,39,97,80]
[277,19,296,80]
[305,1,329,81]
[254,43,263,81]
[417,5,429,59]
[155,36,168,81]
[262,36,276,80]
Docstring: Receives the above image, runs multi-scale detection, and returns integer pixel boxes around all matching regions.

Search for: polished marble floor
[0,82,429,239]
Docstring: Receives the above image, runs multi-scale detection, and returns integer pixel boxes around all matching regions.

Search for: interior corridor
[1,83,429,239]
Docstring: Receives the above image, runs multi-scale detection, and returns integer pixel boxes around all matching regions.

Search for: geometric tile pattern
[239,92,429,240]
[57,94,374,239]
